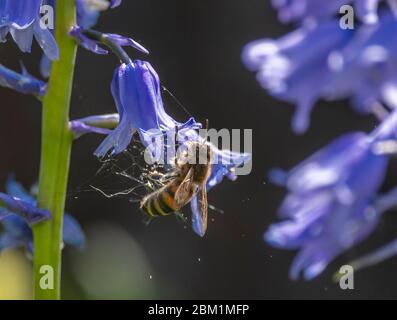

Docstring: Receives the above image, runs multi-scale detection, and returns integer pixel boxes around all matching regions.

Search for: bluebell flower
[0,0,59,60]
[324,12,397,114]
[1,176,85,255]
[272,0,385,24]
[93,60,198,158]
[243,19,353,133]
[336,186,397,272]
[265,109,397,280]
[77,60,250,237]
[0,63,46,96]
[243,9,397,133]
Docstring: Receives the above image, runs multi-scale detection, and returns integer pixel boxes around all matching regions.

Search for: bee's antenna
[202,119,209,144]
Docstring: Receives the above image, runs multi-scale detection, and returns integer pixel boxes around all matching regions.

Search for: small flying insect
[140,123,213,236]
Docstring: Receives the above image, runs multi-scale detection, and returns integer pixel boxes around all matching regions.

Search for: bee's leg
[142,215,155,227]
[160,172,179,183]
[208,203,225,215]
[174,211,188,225]
[196,143,200,165]
[174,124,179,167]
[147,170,166,180]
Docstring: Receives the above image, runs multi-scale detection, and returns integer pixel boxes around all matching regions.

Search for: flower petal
[33,20,59,60]
[5,175,36,204]
[0,63,47,96]
[0,193,51,225]
[69,26,108,55]
[0,0,41,29]
[10,25,34,53]
[105,33,149,55]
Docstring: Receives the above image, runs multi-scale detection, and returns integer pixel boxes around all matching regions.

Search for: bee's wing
[192,183,208,237]
[175,167,195,206]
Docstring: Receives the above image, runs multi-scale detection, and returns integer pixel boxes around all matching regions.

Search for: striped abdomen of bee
[140,178,196,217]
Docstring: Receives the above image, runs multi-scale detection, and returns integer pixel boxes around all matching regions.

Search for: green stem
[33,1,77,300]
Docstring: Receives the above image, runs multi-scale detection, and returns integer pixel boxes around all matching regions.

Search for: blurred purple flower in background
[243,2,397,134]
[0,193,50,225]
[243,20,353,133]
[272,0,387,24]
[0,176,85,255]
[266,109,397,280]
[325,12,397,114]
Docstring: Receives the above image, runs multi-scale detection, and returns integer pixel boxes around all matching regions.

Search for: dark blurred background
[1,0,397,299]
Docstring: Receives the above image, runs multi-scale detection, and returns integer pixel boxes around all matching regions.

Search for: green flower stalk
[33,1,77,300]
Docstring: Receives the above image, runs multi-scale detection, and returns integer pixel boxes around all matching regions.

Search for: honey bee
[140,139,213,236]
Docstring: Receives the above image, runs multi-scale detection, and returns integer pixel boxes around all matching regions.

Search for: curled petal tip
[105,33,149,55]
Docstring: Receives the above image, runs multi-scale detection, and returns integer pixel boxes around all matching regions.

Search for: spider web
[71,135,170,202]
